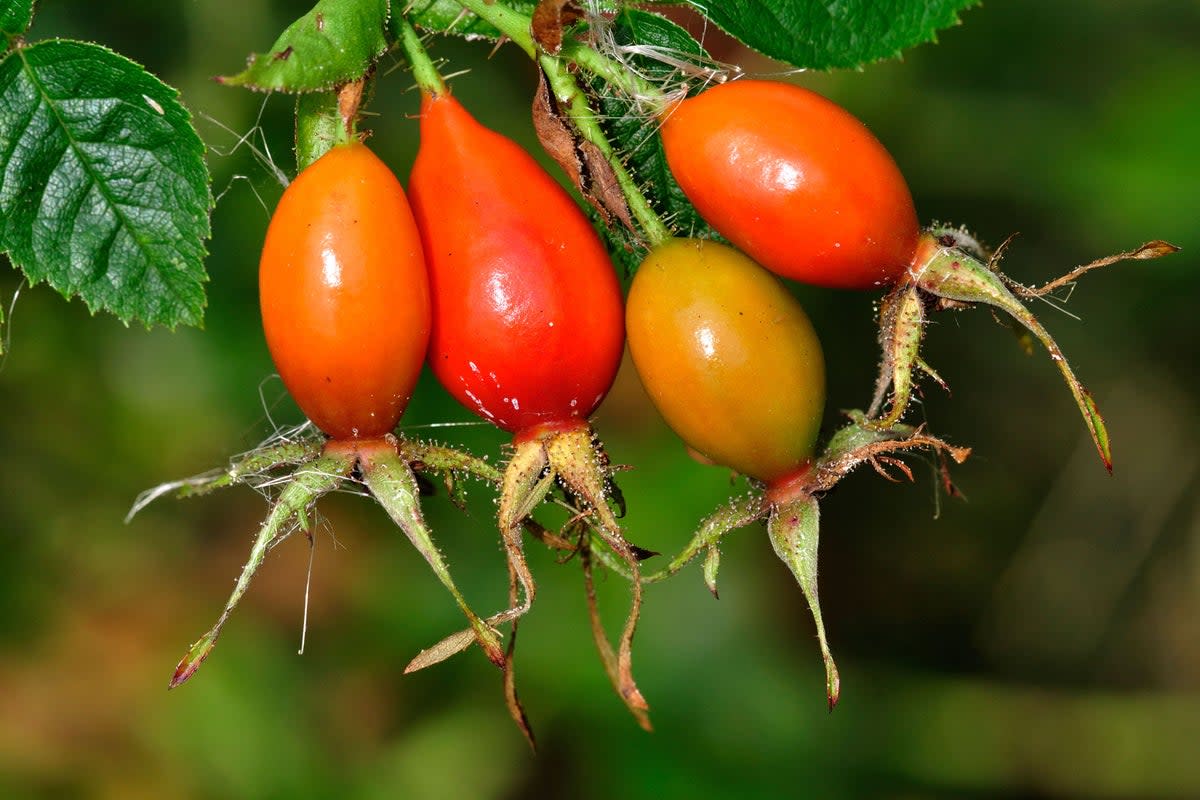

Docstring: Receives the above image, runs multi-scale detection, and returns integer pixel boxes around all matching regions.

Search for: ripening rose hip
[408,91,624,435]
[661,80,920,290]
[259,141,430,440]
[626,238,826,486]
[407,91,647,722]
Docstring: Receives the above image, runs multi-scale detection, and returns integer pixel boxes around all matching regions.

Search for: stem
[538,54,672,247]
[394,13,448,96]
[449,0,536,58]
[296,89,352,171]
[451,0,668,106]
[559,39,667,109]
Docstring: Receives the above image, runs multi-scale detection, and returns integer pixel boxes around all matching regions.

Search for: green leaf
[665,0,979,69]
[0,40,211,328]
[0,0,33,37]
[591,10,719,272]
[404,0,536,41]
[219,0,391,92]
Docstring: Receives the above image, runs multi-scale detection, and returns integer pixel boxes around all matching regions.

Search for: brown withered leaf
[580,141,635,230]
[503,565,537,751]
[532,0,584,54]
[531,69,635,231]
[532,69,584,188]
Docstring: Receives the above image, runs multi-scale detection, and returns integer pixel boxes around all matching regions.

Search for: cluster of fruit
[165,23,1170,732]
[250,66,1065,715]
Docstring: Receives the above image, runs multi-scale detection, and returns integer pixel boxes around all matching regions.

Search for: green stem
[296,91,346,171]
[559,39,667,109]
[450,0,668,105]
[394,13,447,95]
[538,54,672,247]
[449,0,536,58]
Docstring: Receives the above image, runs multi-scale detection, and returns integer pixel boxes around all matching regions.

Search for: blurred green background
[2,1,1199,797]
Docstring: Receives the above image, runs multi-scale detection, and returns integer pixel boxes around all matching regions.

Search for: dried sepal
[866,230,1177,472]
[531,67,635,230]
[1011,240,1179,299]
[813,412,971,494]
[546,427,649,723]
[907,232,1112,470]
[503,561,537,751]
[496,422,650,727]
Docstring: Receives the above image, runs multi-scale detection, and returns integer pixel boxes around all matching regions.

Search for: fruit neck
[322,435,399,460]
[907,232,940,280]
[512,417,591,446]
[907,230,990,286]
[764,461,815,507]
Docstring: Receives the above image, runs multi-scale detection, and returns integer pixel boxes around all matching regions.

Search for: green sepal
[126,439,323,519]
[910,234,1112,471]
[767,494,840,710]
[168,450,355,688]
[360,439,506,669]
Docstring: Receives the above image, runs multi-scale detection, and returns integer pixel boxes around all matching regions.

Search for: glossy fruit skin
[661,80,920,290]
[626,238,825,485]
[259,141,430,440]
[408,92,624,435]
